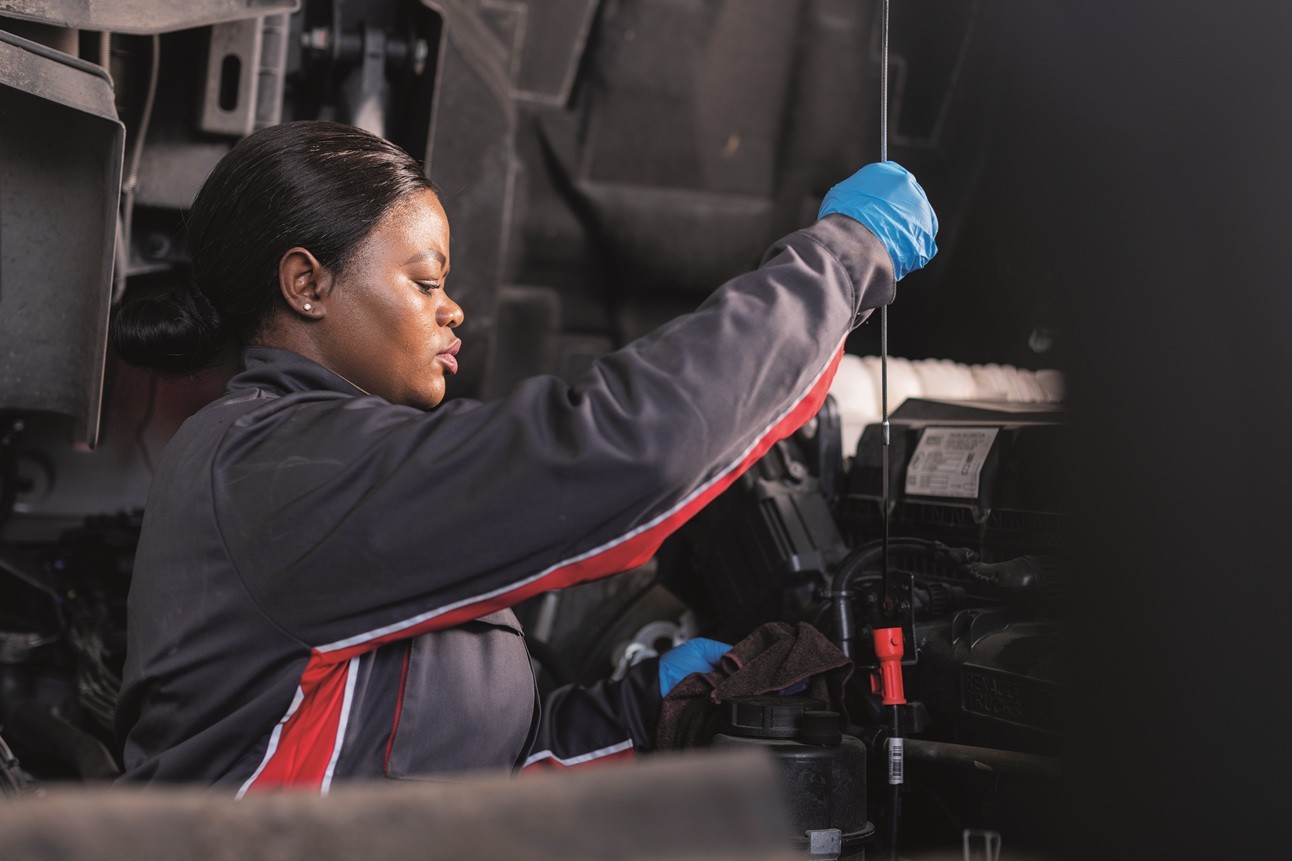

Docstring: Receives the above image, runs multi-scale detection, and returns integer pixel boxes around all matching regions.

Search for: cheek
[378,290,431,348]
[408,305,442,358]
[400,302,446,376]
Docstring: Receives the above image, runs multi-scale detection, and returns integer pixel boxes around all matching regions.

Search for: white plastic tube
[829,355,1065,457]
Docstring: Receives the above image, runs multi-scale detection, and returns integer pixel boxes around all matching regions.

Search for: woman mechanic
[111,121,936,792]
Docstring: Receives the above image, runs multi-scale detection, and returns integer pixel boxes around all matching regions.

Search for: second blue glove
[658,637,731,696]
[818,161,938,280]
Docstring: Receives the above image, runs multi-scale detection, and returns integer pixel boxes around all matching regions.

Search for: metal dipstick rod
[880,0,893,611]
[877,5,904,861]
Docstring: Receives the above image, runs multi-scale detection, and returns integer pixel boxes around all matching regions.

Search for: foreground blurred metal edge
[0,749,799,861]
[0,1,300,36]
[0,30,124,448]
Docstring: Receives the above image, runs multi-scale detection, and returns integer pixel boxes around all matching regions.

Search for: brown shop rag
[655,621,854,750]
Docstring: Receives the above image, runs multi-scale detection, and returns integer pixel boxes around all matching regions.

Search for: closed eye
[416,281,441,293]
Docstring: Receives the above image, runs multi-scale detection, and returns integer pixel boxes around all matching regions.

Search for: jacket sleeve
[521,658,662,772]
[213,215,894,657]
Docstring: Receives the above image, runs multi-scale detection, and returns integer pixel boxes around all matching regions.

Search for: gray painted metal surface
[512,0,600,104]
[0,30,124,447]
[199,14,290,136]
[421,0,516,396]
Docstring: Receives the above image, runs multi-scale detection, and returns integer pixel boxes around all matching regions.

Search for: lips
[437,339,461,375]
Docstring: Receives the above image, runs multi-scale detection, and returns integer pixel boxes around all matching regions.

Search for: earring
[303,303,313,312]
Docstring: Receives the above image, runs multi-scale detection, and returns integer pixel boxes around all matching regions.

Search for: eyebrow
[404,249,447,266]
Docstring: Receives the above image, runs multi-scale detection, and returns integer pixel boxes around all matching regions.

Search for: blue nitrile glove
[818,161,938,280]
[659,637,732,696]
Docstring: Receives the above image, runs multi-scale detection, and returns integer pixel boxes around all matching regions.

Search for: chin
[412,384,445,410]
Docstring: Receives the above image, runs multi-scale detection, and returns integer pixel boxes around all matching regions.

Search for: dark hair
[112,121,436,375]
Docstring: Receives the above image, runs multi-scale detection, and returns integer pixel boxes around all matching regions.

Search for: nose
[437,295,464,329]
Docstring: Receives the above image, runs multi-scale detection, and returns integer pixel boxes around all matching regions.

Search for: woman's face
[322,189,463,409]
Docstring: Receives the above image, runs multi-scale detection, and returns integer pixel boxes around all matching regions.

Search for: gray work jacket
[114,215,894,792]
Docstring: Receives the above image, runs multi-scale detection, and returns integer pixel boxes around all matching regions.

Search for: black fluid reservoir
[710,696,874,859]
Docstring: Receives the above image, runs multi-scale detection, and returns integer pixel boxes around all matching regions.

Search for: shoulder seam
[208,397,315,652]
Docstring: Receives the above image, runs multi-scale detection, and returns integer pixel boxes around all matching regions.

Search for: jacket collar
[228,346,369,399]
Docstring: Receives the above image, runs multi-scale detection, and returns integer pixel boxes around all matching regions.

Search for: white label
[887,737,904,785]
[904,427,1000,499]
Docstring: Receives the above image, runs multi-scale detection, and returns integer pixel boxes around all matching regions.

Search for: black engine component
[710,696,874,859]
[842,399,1067,562]
[3,702,119,782]
[673,435,850,643]
[906,608,1065,756]
[659,399,1068,856]
[0,514,136,782]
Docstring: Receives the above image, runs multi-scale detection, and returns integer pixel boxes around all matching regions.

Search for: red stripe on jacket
[241,653,350,793]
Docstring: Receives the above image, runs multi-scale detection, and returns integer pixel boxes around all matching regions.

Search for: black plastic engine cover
[842,399,1068,562]
[675,438,849,642]
[905,607,1066,756]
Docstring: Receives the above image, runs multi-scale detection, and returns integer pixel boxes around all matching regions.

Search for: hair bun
[111,287,227,376]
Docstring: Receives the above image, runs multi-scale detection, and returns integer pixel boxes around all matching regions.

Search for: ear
[277,246,332,319]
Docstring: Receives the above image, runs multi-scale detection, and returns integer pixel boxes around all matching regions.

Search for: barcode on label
[887,737,904,785]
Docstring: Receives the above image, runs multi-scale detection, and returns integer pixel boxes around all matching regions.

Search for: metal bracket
[200,14,290,137]
[806,828,843,859]
[963,828,1002,861]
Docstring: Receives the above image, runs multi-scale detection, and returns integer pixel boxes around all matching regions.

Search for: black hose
[830,538,942,657]
[831,538,938,596]
[829,538,985,657]
[903,738,1061,781]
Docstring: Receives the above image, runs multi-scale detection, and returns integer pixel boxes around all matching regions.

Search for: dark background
[1057,1,1292,857]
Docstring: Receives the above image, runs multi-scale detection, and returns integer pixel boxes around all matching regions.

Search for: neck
[251,318,371,395]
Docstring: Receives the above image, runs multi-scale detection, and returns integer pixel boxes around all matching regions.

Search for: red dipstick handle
[872,627,906,706]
